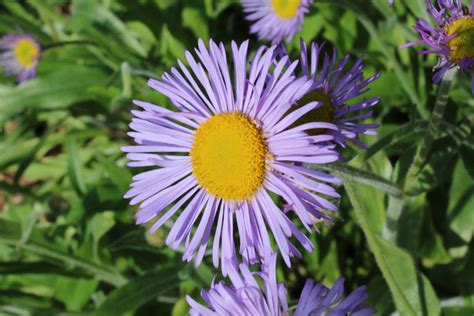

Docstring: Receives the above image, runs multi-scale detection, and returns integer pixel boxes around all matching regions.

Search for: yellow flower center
[190,112,268,201]
[271,0,301,19]
[446,17,474,64]
[293,88,334,135]
[14,39,39,69]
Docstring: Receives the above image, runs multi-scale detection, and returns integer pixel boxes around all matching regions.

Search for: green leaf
[66,139,88,196]
[95,267,183,316]
[0,67,107,115]
[0,219,126,287]
[182,7,209,40]
[53,277,99,311]
[345,181,441,315]
[95,154,132,193]
[448,160,474,243]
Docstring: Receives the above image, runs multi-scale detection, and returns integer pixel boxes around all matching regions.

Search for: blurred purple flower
[123,39,342,274]
[0,33,40,83]
[188,254,375,316]
[291,40,380,149]
[241,0,314,44]
[402,0,474,93]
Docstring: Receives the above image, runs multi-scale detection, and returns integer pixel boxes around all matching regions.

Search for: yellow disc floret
[14,39,39,69]
[446,16,474,64]
[271,0,301,19]
[293,88,334,135]
[190,112,268,201]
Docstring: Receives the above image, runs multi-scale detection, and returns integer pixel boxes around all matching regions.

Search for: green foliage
[0,0,472,315]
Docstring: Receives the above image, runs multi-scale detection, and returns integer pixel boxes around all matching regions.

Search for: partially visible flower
[187,254,375,316]
[0,34,40,83]
[402,0,474,93]
[291,40,380,149]
[294,278,376,316]
[124,39,342,275]
[241,0,314,44]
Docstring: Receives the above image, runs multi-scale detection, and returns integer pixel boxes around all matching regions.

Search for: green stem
[404,67,457,192]
[308,162,402,197]
[345,182,417,316]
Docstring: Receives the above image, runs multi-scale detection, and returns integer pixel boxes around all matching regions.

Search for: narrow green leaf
[95,154,132,193]
[182,7,209,40]
[95,267,183,316]
[66,139,88,196]
[0,219,126,287]
[0,67,107,115]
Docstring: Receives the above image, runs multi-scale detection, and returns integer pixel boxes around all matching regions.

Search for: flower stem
[404,67,458,194]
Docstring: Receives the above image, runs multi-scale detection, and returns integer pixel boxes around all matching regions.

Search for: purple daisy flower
[187,254,375,316]
[290,40,380,148]
[402,0,474,93]
[123,39,342,274]
[0,34,40,83]
[241,0,314,44]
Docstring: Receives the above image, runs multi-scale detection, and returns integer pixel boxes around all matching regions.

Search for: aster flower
[402,0,474,93]
[187,254,375,316]
[0,34,40,83]
[241,0,314,44]
[123,39,342,274]
[290,40,380,148]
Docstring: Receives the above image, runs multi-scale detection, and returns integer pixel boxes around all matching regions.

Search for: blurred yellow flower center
[271,0,301,19]
[14,39,39,69]
[446,17,474,63]
[294,88,334,135]
[190,113,268,201]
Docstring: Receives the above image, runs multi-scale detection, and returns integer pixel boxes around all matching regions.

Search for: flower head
[187,254,375,316]
[0,34,40,83]
[241,0,314,44]
[123,39,341,274]
[291,40,380,148]
[403,0,474,93]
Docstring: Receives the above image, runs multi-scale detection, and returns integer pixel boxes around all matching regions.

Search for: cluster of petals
[294,40,380,148]
[187,254,375,316]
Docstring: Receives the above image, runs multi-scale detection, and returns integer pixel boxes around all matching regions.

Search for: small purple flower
[241,0,314,44]
[124,39,342,274]
[290,40,380,148]
[0,34,40,83]
[188,254,375,316]
[402,0,474,93]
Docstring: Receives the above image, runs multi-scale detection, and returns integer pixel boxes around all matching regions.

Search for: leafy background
[0,0,473,315]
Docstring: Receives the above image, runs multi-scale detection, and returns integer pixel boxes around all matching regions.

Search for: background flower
[241,0,314,44]
[0,33,40,83]
[289,40,380,148]
[402,0,474,92]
